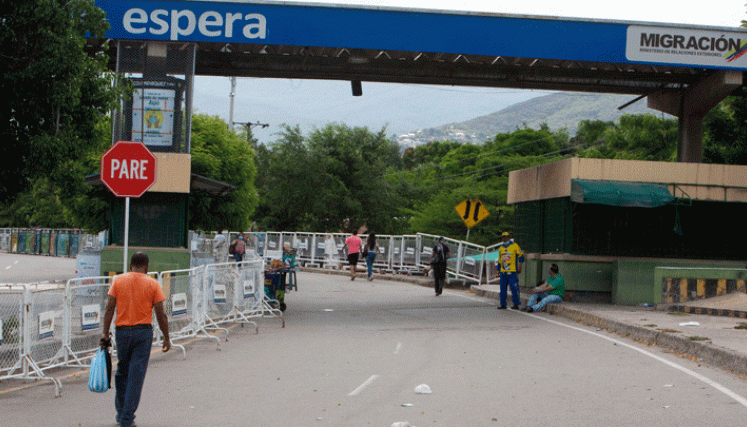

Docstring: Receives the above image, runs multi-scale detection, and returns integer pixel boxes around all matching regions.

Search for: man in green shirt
[524,264,564,313]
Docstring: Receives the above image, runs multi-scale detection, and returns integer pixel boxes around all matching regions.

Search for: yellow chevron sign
[455,199,489,228]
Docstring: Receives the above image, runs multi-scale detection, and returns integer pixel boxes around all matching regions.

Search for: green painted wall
[520,257,613,292]
[101,246,190,275]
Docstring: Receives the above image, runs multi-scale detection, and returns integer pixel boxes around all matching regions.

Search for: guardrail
[220,231,495,284]
[0,254,276,396]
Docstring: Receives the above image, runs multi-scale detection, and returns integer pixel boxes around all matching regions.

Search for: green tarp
[571,179,674,208]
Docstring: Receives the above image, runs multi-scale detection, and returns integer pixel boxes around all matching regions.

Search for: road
[0,253,77,284]
[2,269,747,426]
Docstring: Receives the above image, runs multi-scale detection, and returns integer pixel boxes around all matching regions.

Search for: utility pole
[228,76,237,131]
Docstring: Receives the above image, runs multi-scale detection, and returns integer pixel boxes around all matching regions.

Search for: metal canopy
[89,39,713,96]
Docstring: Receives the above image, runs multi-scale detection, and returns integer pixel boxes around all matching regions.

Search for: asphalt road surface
[2,269,747,426]
[0,253,78,284]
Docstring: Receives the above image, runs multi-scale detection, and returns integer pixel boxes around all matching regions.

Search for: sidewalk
[472,284,747,377]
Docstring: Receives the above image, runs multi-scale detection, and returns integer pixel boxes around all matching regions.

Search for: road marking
[451,290,747,408]
[348,375,379,396]
[394,342,402,354]
[527,312,747,408]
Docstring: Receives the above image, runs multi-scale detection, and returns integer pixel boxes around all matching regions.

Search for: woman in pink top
[343,230,363,280]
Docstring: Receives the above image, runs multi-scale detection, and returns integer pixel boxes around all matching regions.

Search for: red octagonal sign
[100,141,158,197]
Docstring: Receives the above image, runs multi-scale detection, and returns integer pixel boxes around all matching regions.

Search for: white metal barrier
[0,254,274,396]
[233,231,493,284]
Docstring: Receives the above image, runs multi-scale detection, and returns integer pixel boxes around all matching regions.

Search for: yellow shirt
[497,241,524,273]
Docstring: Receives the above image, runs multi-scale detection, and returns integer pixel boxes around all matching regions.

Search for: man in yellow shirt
[101,252,171,427]
[497,232,525,310]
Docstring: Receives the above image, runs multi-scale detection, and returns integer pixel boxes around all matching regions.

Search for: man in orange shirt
[101,252,171,427]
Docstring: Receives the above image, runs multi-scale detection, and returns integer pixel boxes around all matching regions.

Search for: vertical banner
[132,87,176,146]
[123,77,184,152]
[81,304,101,331]
[213,284,227,303]
[39,311,55,340]
[172,293,187,316]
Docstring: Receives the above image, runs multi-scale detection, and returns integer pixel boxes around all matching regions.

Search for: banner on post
[172,293,187,316]
[213,284,227,303]
[81,304,101,331]
[243,280,255,298]
[39,311,55,340]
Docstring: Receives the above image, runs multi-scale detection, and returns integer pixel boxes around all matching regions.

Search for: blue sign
[94,1,747,71]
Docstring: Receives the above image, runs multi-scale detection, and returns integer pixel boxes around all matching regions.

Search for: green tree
[703,87,747,165]
[189,114,258,231]
[255,123,402,233]
[0,0,118,206]
[578,114,678,161]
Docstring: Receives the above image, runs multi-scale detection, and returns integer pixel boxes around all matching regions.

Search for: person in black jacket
[431,237,451,296]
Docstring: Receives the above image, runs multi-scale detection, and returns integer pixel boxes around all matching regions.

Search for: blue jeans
[115,328,153,427]
[527,292,563,311]
[365,252,377,277]
[500,273,521,307]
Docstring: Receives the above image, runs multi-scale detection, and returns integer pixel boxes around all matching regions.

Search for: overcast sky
[194,0,747,142]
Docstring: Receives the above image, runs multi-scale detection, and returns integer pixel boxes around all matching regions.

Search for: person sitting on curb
[524,263,565,313]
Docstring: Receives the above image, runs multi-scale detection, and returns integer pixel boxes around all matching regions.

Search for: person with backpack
[229,232,247,262]
[430,237,451,296]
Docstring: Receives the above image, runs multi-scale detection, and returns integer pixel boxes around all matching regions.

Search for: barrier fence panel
[203,263,237,336]
[61,277,113,367]
[485,243,501,285]
[264,232,283,261]
[0,229,10,252]
[455,240,486,284]
[280,232,294,253]
[226,259,263,330]
[0,286,62,396]
[0,287,24,378]
[400,235,418,272]
[293,233,314,265]
[159,268,207,355]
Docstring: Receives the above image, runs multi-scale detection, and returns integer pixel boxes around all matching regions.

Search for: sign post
[454,199,490,241]
[100,141,158,272]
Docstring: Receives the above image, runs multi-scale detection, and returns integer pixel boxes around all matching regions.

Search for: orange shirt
[108,272,166,327]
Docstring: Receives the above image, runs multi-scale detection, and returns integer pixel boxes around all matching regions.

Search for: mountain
[400,93,674,145]
[192,78,542,144]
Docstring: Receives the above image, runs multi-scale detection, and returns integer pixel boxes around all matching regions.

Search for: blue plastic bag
[88,348,111,393]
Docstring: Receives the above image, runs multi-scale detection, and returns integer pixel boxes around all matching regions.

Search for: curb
[472,284,747,377]
[670,305,747,319]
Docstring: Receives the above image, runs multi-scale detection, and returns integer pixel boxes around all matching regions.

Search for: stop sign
[100,141,158,197]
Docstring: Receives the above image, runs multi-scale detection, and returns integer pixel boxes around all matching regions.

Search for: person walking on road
[431,237,451,296]
[101,252,171,427]
[364,233,379,281]
[343,229,363,280]
[497,231,525,310]
[230,232,247,262]
[524,264,565,313]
